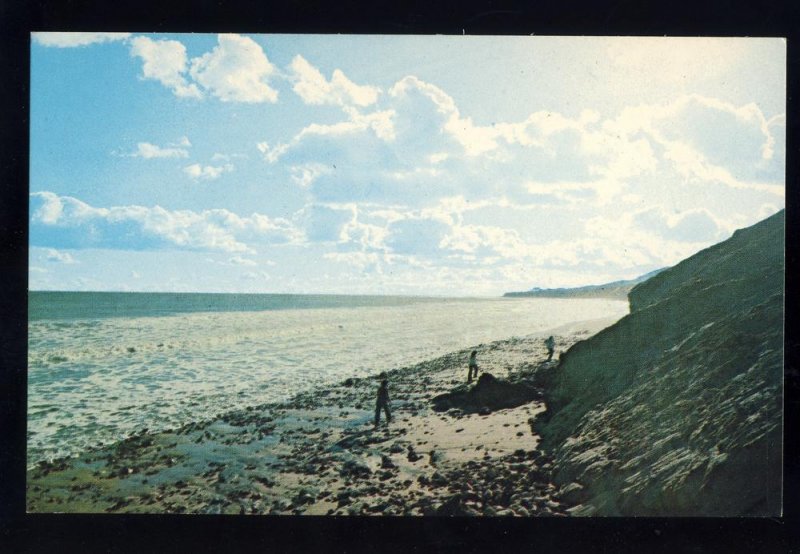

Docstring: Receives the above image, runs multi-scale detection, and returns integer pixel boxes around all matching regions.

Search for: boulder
[436,494,479,516]
[432,373,539,413]
[340,459,372,479]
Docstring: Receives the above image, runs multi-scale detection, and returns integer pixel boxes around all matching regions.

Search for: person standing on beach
[545,336,555,362]
[468,350,479,383]
[375,378,392,427]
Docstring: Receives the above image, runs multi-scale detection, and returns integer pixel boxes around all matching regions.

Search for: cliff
[535,210,784,516]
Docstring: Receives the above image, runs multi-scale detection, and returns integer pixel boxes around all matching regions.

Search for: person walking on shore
[545,336,555,362]
[468,350,479,383]
[374,377,392,427]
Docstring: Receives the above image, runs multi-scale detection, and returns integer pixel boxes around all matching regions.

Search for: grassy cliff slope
[536,210,784,516]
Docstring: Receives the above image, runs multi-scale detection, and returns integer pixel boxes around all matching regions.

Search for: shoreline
[27,316,618,515]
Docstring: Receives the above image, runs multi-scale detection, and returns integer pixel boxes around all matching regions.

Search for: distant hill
[535,210,784,516]
[503,269,664,300]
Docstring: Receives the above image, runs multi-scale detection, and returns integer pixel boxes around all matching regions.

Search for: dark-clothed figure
[545,336,555,362]
[375,379,392,427]
[468,350,479,383]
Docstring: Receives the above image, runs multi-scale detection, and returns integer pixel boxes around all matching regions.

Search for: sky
[29,33,786,296]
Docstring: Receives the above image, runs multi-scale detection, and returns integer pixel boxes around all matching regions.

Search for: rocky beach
[26,320,613,516]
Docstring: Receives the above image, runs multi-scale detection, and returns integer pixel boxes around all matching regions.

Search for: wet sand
[27,317,617,516]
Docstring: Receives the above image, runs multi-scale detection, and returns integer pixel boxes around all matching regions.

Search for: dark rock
[436,494,478,516]
[340,459,372,479]
[293,489,316,505]
[407,448,422,463]
[430,471,448,487]
[434,373,540,414]
[559,482,587,504]
[381,455,397,469]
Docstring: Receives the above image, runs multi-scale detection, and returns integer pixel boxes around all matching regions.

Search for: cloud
[605,94,784,195]
[189,34,278,103]
[440,224,527,260]
[241,270,270,281]
[389,75,498,156]
[290,163,332,188]
[249,72,784,261]
[44,248,77,264]
[631,207,728,243]
[133,142,189,159]
[183,163,234,180]
[32,32,131,48]
[257,75,664,207]
[289,55,380,107]
[259,108,395,164]
[129,36,202,99]
[211,152,246,162]
[299,204,356,242]
[583,207,734,270]
[385,217,450,257]
[30,191,301,253]
[229,256,257,266]
[323,251,383,272]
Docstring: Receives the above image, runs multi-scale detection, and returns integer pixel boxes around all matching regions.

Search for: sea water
[28,291,629,465]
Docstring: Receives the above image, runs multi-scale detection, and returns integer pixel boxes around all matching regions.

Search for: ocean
[27,291,629,465]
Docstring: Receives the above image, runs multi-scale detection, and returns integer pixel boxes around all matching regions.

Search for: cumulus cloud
[133,141,189,159]
[385,217,450,257]
[297,80,782,218]
[44,248,77,264]
[30,191,301,253]
[583,207,734,270]
[605,94,784,195]
[183,163,234,180]
[129,36,202,98]
[631,207,728,243]
[229,256,257,266]
[257,75,671,208]
[299,204,356,242]
[390,75,498,156]
[259,108,396,164]
[241,270,271,281]
[289,55,380,107]
[33,32,131,48]
[189,34,278,103]
[290,163,332,188]
[323,251,383,272]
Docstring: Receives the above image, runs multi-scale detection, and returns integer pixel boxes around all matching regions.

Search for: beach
[26,316,618,515]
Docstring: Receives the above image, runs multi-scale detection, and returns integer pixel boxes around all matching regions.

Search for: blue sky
[29,33,786,296]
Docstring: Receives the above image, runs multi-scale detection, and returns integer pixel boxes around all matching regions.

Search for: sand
[26,317,618,516]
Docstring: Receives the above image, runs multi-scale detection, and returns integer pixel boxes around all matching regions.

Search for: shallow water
[28,293,628,465]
